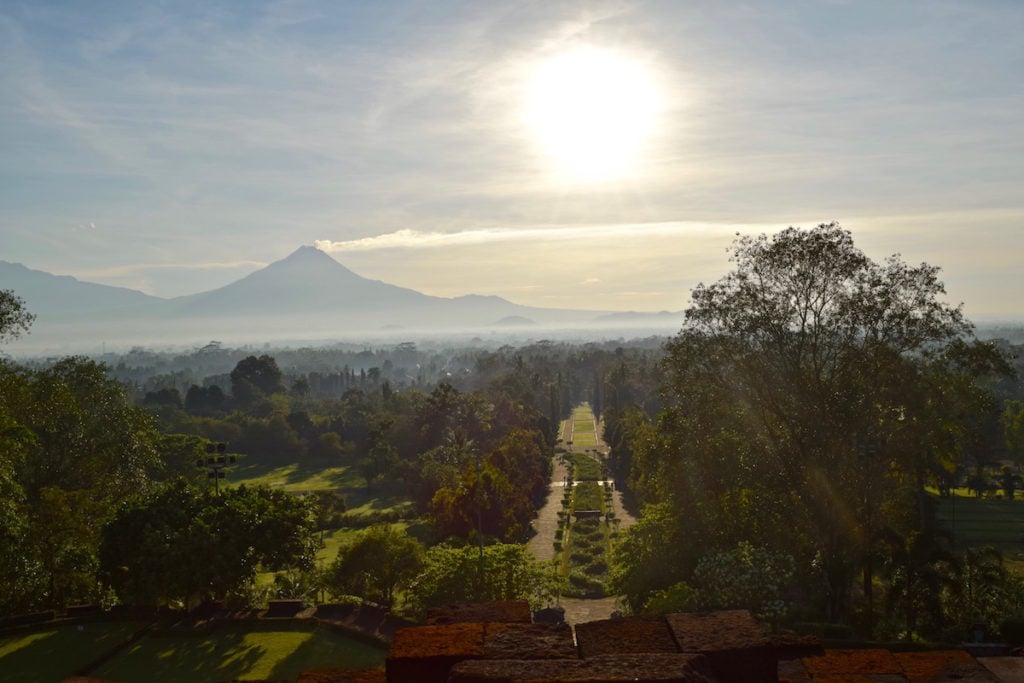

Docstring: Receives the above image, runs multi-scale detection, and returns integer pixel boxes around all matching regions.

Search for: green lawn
[934,493,1024,561]
[93,622,384,683]
[0,621,143,683]
[566,453,603,481]
[230,462,356,491]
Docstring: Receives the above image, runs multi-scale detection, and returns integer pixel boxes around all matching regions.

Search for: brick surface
[575,615,679,658]
[483,623,578,660]
[449,653,716,682]
[894,650,997,682]
[295,670,386,683]
[666,611,775,682]
[386,623,485,683]
[803,650,903,676]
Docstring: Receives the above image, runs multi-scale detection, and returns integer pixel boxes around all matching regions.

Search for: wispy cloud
[315,222,765,252]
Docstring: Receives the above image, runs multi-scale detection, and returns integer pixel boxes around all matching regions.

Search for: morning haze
[6,4,1024,681]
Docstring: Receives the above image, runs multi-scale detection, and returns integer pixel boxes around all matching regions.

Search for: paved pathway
[527,419,572,562]
[527,407,638,624]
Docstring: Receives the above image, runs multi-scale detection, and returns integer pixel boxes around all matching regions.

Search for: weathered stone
[575,615,679,658]
[295,670,386,683]
[483,623,577,660]
[425,601,532,625]
[802,649,903,677]
[666,610,775,682]
[977,656,1024,682]
[894,650,997,682]
[771,633,824,660]
[449,653,716,682]
[386,623,484,683]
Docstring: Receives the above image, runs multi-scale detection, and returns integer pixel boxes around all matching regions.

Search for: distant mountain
[167,246,432,316]
[0,246,678,351]
[0,260,162,318]
[493,315,537,327]
[592,310,681,325]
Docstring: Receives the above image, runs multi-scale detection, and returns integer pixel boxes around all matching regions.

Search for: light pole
[196,442,235,495]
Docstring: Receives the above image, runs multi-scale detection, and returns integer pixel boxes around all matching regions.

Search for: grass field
[566,453,603,481]
[230,462,356,491]
[567,405,598,448]
[934,493,1024,561]
[93,622,384,683]
[0,621,143,683]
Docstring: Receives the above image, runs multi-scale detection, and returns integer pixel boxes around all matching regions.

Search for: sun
[524,46,661,184]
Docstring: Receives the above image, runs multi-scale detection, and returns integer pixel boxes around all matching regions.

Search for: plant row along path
[528,403,636,623]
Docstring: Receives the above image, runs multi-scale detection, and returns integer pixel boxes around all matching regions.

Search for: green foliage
[566,453,602,481]
[0,289,34,342]
[688,542,794,620]
[100,481,320,608]
[628,223,1008,623]
[230,355,286,407]
[327,525,425,608]
[572,481,603,511]
[406,544,560,616]
[610,503,694,612]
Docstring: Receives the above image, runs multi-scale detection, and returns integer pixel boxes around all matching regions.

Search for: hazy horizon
[2,2,1023,318]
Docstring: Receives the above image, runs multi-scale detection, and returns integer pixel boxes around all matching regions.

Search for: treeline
[604,224,1024,642]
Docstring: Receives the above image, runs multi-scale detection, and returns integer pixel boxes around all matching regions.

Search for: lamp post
[196,442,235,495]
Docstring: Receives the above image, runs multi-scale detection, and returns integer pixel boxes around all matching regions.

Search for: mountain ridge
[0,246,681,349]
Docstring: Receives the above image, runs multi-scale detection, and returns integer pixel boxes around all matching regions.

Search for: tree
[327,525,425,608]
[0,289,34,342]
[405,544,560,617]
[642,223,1005,622]
[100,481,319,608]
[230,355,285,406]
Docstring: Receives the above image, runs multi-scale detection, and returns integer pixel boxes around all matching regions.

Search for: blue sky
[2,1,1022,317]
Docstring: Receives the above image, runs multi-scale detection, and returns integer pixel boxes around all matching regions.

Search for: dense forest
[4,224,1024,642]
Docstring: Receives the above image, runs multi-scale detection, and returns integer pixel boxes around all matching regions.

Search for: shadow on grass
[0,622,141,683]
[95,630,266,683]
[267,626,385,680]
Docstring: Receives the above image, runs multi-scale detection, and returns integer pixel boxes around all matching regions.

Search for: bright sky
[2,1,1022,318]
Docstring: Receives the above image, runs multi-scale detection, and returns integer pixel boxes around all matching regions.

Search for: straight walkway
[527,407,637,624]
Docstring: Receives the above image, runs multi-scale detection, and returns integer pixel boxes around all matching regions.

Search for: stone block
[386,623,484,683]
[483,623,577,660]
[894,650,996,682]
[449,653,716,682]
[802,649,903,677]
[666,610,775,682]
[575,615,679,658]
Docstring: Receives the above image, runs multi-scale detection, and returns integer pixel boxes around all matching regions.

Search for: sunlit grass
[93,622,384,683]
[230,463,355,491]
[0,621,143,683]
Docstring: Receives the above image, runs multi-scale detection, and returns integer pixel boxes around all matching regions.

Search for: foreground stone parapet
[386,622,485,683]
[295,670,386,683]
[574,615,680,658]
[449,653,716,682]
[666,610,775,682]
[483,623,578,660]
[426,601,533,626]
[801,649,903,678]
[895,650,997,682]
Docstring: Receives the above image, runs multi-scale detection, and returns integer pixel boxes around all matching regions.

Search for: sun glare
[525,46,661,184]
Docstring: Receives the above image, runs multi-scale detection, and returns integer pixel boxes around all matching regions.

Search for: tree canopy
[618,223,1008,621]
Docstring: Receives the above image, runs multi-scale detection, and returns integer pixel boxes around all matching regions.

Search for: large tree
[0,289,35,343]
[626,223,1006,622]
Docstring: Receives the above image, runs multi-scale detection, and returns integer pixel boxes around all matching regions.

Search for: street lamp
[196,442,235,495]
